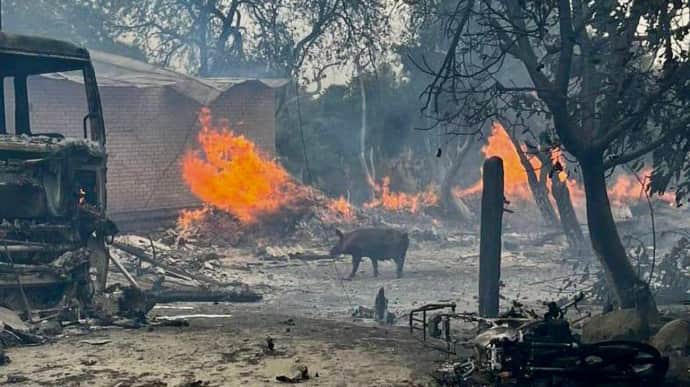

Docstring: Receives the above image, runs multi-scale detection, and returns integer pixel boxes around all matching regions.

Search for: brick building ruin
[2,50,287,228]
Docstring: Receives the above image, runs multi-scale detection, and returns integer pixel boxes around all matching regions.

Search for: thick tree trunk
[440,138,473,221]
[580,152,657,316]
[510,137,559,226]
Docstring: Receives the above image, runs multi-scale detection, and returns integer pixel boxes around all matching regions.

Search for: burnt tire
[582,341,669,382]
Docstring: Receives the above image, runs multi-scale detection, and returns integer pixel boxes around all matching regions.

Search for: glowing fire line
[364,176,438,213]
[454,122,674,208]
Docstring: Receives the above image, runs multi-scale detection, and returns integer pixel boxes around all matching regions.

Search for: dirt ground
[2,308,450,387]
[2,235,582,386]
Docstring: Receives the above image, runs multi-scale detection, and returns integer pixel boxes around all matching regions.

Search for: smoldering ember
[0,2,690,387]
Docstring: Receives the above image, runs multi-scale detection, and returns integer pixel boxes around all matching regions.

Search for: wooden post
[479,156,504,317]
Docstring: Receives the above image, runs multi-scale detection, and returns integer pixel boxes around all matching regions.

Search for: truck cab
[0,32,113,315]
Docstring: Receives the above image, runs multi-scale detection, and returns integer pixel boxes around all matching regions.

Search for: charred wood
[147,288,261,303]
[111,241,232,288]
[478,157,503,318]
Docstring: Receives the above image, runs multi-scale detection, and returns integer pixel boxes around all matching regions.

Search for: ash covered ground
[4,202,690,386]
[1,209,592,386]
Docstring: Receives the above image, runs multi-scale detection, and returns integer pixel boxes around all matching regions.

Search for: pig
[330,228,409,279]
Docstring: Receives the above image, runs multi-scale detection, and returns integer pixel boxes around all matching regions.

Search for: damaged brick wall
[3,77,279,227]
[101,86,202,216]
[209,81,277,156]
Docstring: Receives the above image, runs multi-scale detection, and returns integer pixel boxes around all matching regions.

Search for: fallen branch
[293,253,336,261]
[108,250,141,290]
[148,288,261,303]
[111,241,235,288]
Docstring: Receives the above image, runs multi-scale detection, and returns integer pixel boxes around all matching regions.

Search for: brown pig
[330,228,409,279]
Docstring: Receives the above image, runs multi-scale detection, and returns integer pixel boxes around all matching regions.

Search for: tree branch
[603,116,690,169]
[555,0,574,94]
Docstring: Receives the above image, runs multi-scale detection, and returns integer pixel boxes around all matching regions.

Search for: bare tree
[528,141,587,252]
[100,0,391,77]
[419,0,690,313]
[440,135,474,220]
[509,132,559,227]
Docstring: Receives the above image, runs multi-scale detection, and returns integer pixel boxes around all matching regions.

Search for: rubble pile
[109,235,262,294]
[169,193,449,251]
[173,193,357,248]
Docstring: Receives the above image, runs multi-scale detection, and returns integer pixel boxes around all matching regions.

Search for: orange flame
[608,169,675,207]
[453,122,674,208]
[326,196,356,222]
[177,207,209,235]
[454,122,538,202]
[181,108,307,224]
[365,176,438,213]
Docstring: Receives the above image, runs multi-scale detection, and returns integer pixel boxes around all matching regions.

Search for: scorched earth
[2,230,579,387]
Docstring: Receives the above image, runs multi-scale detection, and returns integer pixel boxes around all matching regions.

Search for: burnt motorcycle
[410,294,668,386]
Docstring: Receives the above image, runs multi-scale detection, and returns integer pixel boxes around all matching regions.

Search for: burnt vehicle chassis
[410,296,669,386]
[0,32,114,320]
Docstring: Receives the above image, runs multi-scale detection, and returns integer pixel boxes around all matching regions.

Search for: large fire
[181,108,308,223]
[454,122,538,201]
[365,176,438,213]
[454,122,674,208]
[179,108,360,229]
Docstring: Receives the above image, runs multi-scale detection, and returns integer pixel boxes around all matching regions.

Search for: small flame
[180,108,307,224]
[365,176,438,213]
[78,188,86,206]
[326,196,356,222]
[177,207,209,236]
[608,169,675,207]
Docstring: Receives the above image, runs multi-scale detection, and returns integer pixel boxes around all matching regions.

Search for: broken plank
[147,288,261,303]
[108,251,140,290]
[111,241,234,287]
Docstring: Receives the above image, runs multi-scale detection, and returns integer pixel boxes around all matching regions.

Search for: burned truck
[0,33,115,320]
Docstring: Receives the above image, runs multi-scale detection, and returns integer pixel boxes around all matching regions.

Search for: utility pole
[1,0,3,31]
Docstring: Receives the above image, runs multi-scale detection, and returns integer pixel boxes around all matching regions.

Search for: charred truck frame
[0,33,115,319]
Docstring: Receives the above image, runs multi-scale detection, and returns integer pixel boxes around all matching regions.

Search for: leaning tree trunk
[440,137,473,221]
[510,137,559,227]
[534,152,588,253]
[580,152,657,317]
[550,173,588,253]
